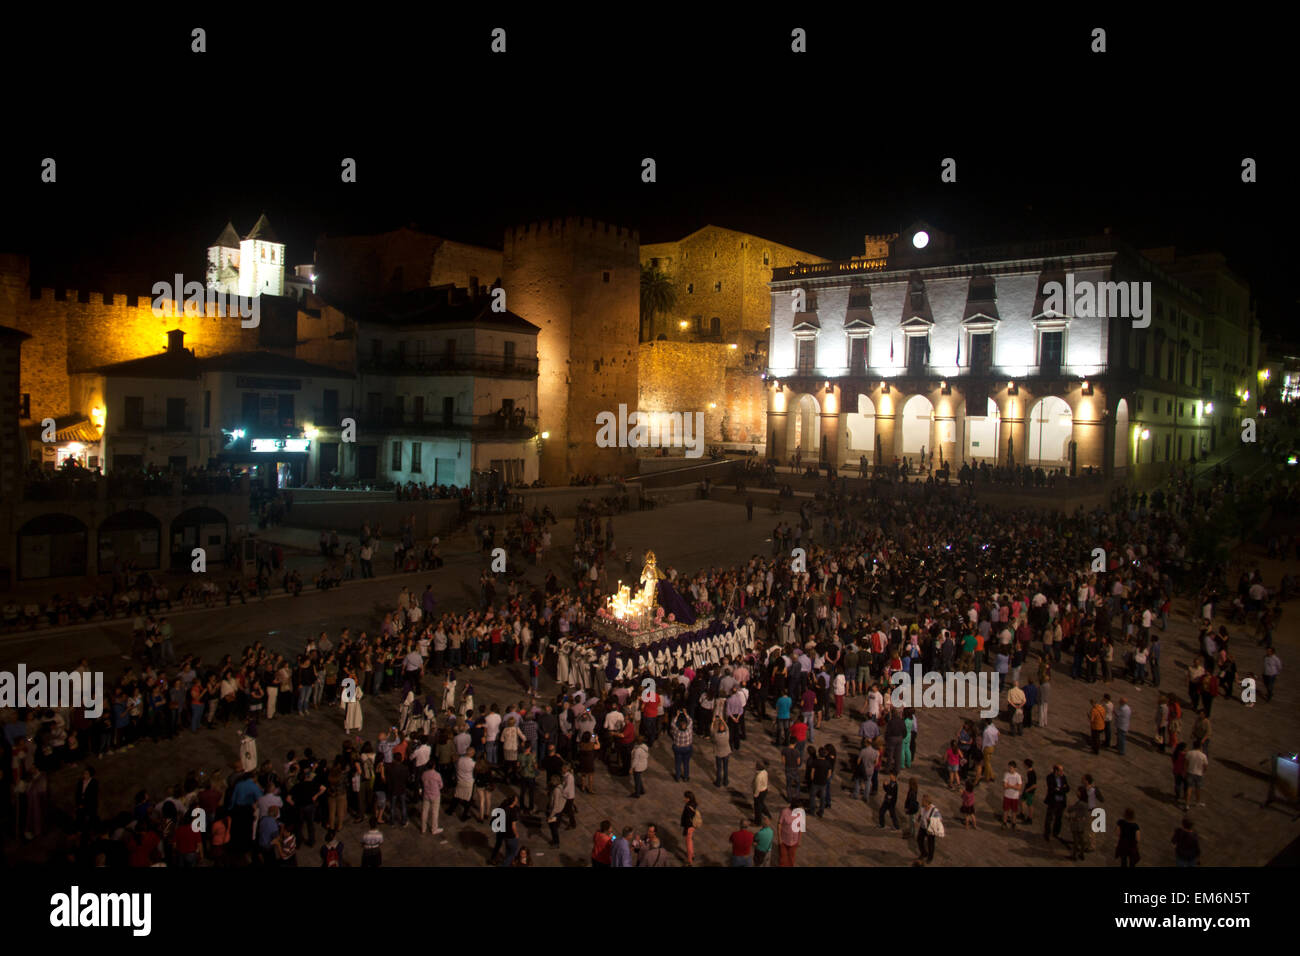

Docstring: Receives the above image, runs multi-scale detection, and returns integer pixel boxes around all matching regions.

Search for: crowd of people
[2,452,1295,866]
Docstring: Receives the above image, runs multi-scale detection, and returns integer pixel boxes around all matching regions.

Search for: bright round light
[540,431,550,439]
[912,230,930,249]
[1140,429,1151,440]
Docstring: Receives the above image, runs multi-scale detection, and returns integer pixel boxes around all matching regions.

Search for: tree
[640,264,676,342]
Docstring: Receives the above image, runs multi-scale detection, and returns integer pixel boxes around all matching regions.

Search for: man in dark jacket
[1043,764,1070,841]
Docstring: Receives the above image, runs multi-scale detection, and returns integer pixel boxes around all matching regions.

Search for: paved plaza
[5,497,1299,866]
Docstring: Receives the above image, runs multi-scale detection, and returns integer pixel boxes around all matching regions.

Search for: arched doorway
[963,397,1000,463]
[845,393,876,461]
[18,513,88,580]
[1027,395,1073,467]
[787,393,820,462]
[98,509,162,574]
[171,507,229,570]
[1113,398,1130,473]
[900,394,934,458]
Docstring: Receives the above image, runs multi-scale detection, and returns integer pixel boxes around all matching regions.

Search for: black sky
[2,10,1293,329]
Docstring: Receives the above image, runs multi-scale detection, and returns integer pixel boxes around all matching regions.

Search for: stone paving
[4,498,1299,866]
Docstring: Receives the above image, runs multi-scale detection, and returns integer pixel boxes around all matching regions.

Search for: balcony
[361,350,539,378]
[115,413,197,435]
[353,410,539,440]
[772,258,889,281]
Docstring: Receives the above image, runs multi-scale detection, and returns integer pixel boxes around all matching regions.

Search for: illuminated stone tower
[206,221,242,292]
[206,215,285,297]
[238,214,285,298]
[503,217,640,484]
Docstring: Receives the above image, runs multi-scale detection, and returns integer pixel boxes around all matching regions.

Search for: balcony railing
[362,351,539,377]
[772,258,889,281]
[21,473,249,501]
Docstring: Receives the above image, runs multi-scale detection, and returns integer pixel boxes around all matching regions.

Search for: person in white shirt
[1001,762,1023,829]
[412,739,432,769]
[833,672,847,717]
[975,721,999,784]
[867,687,883,720]
[484,706,503,765]
[1184,744,1209,808]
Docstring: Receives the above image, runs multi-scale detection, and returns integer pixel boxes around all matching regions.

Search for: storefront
[220,435,310,490]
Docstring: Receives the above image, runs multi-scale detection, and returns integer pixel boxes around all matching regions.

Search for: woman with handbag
[915,794,941,864]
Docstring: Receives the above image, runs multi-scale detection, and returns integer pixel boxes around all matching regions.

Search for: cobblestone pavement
[5,499,1298,866]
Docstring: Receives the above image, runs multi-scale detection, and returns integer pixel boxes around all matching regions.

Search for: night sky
[3,11,1292,329]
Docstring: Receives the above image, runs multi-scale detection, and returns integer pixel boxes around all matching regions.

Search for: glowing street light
[912,230,930,249]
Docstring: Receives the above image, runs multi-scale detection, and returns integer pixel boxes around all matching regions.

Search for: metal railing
[361,351,539,377]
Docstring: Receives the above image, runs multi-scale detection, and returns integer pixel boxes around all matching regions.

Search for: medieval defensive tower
[503,217,640,484]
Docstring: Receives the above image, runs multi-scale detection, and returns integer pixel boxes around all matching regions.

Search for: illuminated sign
[251,438,310,453]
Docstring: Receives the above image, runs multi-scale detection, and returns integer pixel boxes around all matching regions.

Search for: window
[504,340,516,369]
[166,398,186,430]
[241,392,260,426]
[371,339,382,363]
[367,392,382,422]
[1165,434,1171,460]
[906,335,928,371]
[1179,403,1185,418]
[413,395,424,424]
[1136,396,1144,412]
[1039,330,1063,373]
[442,396,455,425]
[278,393,294,427]
[411,442,422,473]
[970,333,992,373]
[323,388,339,422]
[20,393,30,418]
[124,396,145,430]
[392,441,403,471]
[710,317,721,334]
[850,337,869,373]
[762,251,770,265]
[686,283,693,294]
[445,338,456,362]
[602,271,610,283]
[796,338,816,373]
[393,395,405,422]
[203,390,211,428]
[1167,399,1173,415]
[713,281,721,292]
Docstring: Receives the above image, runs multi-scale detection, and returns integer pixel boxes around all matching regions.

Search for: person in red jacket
[591,819,614,867]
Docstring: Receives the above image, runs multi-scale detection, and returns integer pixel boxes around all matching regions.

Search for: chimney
[167,329,186,354]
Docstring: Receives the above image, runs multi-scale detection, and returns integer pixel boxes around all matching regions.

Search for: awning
[23,415,101,444]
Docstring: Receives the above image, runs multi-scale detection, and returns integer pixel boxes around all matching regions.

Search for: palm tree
[640,264,676,342]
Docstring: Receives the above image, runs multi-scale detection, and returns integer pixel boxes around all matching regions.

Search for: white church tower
[238,213,285,297]
[206,221,242,293]
[205,214,285,297]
